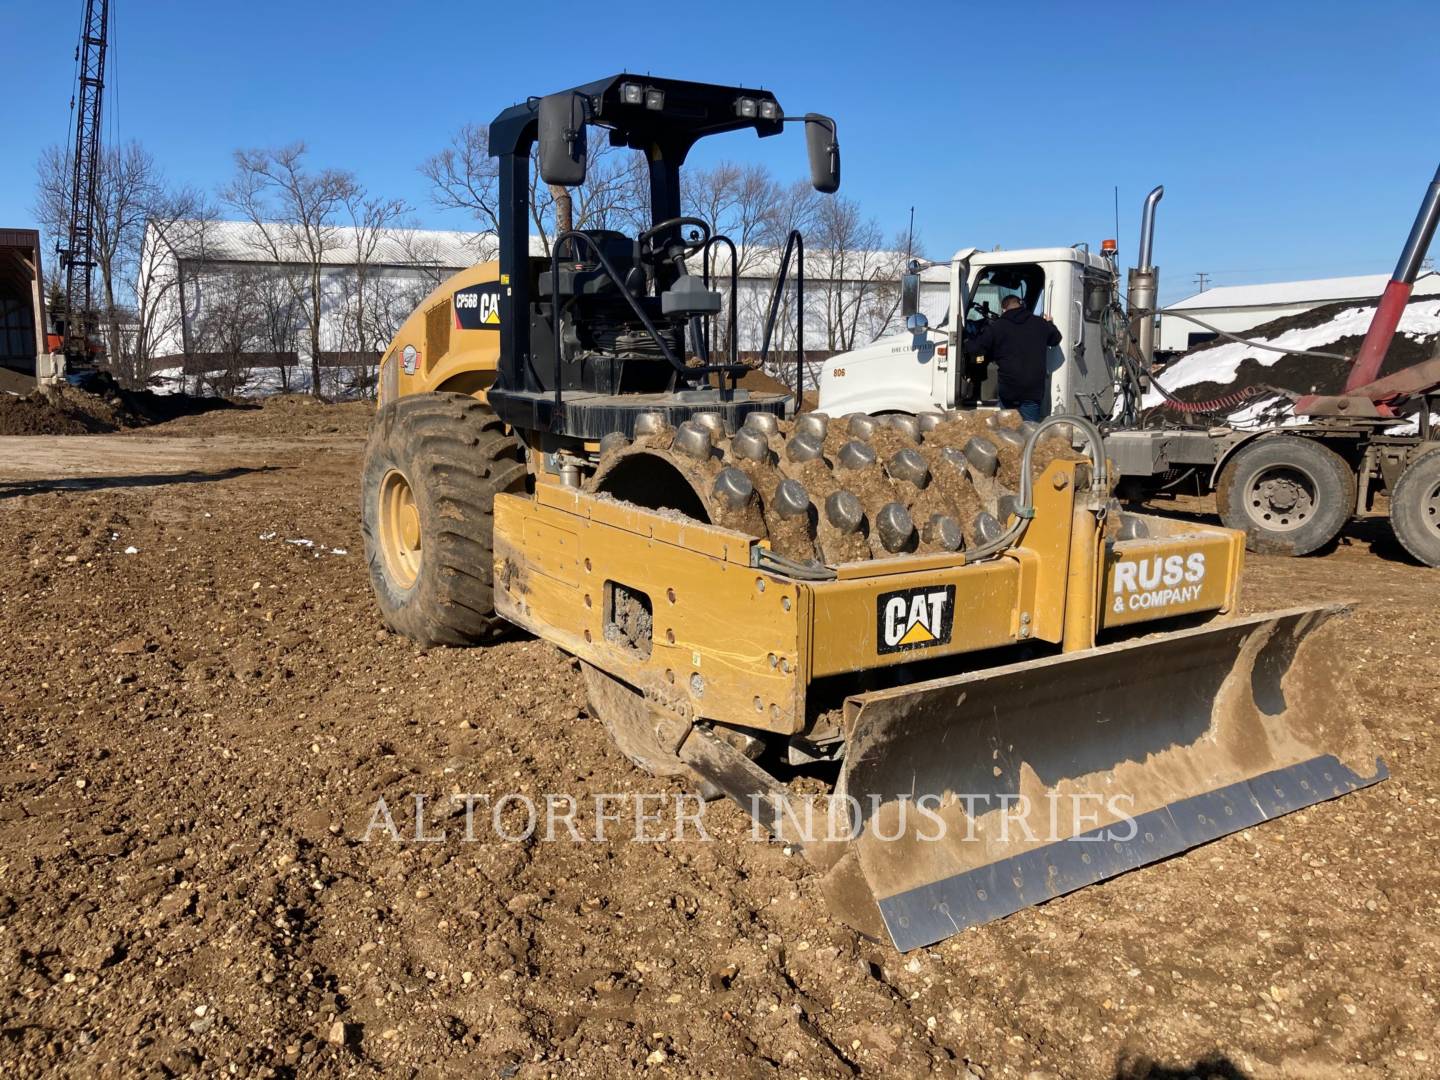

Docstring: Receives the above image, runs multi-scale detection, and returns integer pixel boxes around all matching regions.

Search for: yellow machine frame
[492,457,1244,739]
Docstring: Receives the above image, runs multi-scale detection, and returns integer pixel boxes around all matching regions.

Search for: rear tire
[361,393,526,646]
[1216,436,1354,556]
[1389,450,1440,567]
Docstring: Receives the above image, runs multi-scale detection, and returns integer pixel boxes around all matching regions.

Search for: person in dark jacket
[962,295,1061,421]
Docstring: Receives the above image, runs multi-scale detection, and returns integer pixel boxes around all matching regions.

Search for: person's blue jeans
[1001,397,1044,423]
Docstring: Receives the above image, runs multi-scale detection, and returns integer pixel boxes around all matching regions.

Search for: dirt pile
[0,379,246,437]
[142,393,374,438]
[1158,295,1440,407]
[0,386,122,435]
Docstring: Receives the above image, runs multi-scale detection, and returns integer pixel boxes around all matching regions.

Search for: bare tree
[340,193,409,397]
[569,146,650,234]
[863,225,929,342]
[683,161,781,359]
[253,268,305,393]
[35,140,162,384]
[424,125,647,258]
[189,265,264,395]
[526,142,648,255]
[131,188,214,384]
[684,162,777,271]
[811,194,893,353]
[223,143,372,397]
[421,123,501,234]
[740,179,821,388]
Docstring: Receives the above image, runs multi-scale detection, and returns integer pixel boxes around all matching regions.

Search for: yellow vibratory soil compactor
[361,76,1385,951]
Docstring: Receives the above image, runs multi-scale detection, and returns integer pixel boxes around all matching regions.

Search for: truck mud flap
[819,604,1387,952]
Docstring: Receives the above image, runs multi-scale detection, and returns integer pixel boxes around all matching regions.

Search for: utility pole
[1193,272,1211,293]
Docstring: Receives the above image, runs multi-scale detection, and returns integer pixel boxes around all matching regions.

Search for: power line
[1192,272,1210,293]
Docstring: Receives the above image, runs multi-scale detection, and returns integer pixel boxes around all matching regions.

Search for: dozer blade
[819,604,1386,952]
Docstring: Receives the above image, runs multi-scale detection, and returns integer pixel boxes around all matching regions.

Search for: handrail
[758,229,805,396]
[701,233,740,384]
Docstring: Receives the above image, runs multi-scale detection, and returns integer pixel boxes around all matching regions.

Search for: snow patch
[147,365,374,400]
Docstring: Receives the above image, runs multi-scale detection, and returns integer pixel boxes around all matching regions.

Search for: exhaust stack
[1127,185,1164,368]
[1343,163,1440,392]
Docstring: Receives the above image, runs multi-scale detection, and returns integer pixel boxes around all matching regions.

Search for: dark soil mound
[1186,297,1374,355]
[1163,296,1440,406]
[0,377,249,437]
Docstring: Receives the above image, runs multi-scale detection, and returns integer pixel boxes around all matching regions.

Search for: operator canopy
[489,74,839,194]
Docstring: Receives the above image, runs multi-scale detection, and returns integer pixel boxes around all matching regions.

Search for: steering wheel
[637,216,711,266]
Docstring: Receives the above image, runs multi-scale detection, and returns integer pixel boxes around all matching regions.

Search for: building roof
[0,227,42,249]
[1166,270,1440,311]
[155,220,501,269]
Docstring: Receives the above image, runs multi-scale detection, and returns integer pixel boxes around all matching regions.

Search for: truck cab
[818,245,1120,421]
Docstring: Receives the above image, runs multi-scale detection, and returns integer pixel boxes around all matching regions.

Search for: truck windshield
[967,263,1045,322]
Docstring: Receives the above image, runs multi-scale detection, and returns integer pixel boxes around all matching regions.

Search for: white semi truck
[817,242,1124,424]
[815,176,1440,565]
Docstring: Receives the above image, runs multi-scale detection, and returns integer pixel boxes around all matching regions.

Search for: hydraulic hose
[1114,293,1333,422]
[961,414,1108,565]
[1144,371,1274,415]
[753,546,836,581]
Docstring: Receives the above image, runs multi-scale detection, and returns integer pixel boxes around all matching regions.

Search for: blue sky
[3,0,1436,303]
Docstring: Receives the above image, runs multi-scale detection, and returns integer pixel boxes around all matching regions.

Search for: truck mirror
[538,92,587,187]
[805,114,840,194]
[900,267,920,318]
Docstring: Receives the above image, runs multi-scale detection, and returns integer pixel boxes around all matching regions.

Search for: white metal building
[137,221,497,368]
[1158,270,1440,355]
[137,220,948,382]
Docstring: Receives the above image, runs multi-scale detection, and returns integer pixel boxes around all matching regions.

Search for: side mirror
[538,92,587,186]
[900,264,920,318]
[804,114,840,194]
[906,312,929,334]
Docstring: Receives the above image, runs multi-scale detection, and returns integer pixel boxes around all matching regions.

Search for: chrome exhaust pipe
[1128,185,1164,368]
[1137,184,1164,271]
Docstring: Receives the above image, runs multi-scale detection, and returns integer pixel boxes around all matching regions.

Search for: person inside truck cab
[962,295,1061,422]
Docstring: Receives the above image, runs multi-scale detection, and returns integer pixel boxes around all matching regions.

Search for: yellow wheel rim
[378,469,422,588]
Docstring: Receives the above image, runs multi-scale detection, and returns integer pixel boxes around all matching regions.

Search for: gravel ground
[0,404,1435,1079]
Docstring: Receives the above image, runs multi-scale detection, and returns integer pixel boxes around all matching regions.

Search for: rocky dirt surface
[1,406,1436,1079]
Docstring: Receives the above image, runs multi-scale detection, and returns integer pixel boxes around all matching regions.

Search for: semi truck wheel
[1215,437,1354,556]
[361,393,527,645]
[1389,450,1440,567]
